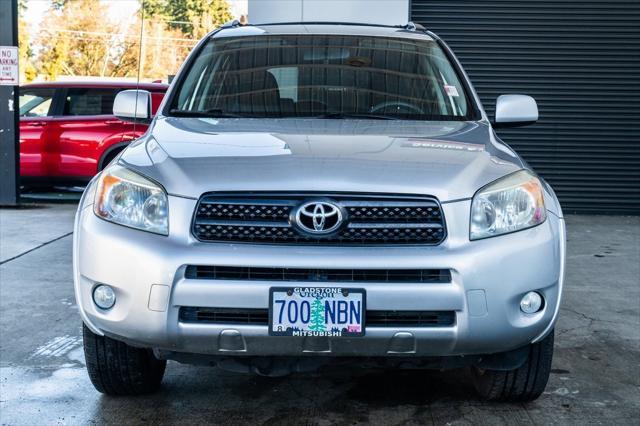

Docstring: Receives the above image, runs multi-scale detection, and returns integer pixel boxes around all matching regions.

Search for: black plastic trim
[179,307,456,328]
[184,265,453,283]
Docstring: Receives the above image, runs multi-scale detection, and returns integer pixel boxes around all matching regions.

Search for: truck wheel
[472,330,554,402]
[82,323,166,395]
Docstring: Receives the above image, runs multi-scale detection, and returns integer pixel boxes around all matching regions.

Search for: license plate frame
[268,287,366,337]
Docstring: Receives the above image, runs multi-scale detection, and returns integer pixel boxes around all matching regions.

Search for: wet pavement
[0,205,638,425]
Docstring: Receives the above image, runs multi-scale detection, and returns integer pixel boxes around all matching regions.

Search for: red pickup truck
[19,81,168,186]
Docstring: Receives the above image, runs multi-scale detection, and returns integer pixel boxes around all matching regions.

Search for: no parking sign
[0,46,19,86]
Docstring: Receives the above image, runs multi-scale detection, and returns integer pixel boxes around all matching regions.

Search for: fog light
[93,285,116,310]
[520,291,543,314]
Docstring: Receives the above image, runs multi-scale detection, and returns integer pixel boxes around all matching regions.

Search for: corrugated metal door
[411,0,640,214]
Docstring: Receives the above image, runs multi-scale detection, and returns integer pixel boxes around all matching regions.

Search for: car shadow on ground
[89,366,499,424]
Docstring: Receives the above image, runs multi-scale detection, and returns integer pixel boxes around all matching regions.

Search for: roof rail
[217,20,428,32]
[253,21,402,28]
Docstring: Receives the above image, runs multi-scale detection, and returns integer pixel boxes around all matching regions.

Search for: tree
[309,298,326,332]
[51,0,69,10]
[31,0,229,81]
[39,37,71,81]
[117,17,195,80]
[143,0,233,39]
[35,0,188,80]
[18,0,37,82]
[37,0,117,80]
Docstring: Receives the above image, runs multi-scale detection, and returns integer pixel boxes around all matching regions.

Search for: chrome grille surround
[192,193,446,245]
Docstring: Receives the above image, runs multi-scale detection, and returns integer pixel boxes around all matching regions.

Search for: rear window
[63,88,119,116]
[19,88,55,117]
[169,35,474,121]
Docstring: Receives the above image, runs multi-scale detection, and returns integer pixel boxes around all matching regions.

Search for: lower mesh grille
[185,265,452,283]
[179,307,456,327]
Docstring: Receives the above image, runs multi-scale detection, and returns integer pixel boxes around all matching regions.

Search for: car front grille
[192,193,446,245]
[185,265,452,283]
[179,307,456,327]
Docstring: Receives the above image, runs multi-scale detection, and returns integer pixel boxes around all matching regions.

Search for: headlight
[470,170,546,240]
[94,165,168,235]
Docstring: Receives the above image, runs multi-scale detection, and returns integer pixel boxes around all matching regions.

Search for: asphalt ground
[0,204,638,425]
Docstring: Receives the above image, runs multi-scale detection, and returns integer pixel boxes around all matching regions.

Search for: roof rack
[217,20,427,32]
[253,21,403,28]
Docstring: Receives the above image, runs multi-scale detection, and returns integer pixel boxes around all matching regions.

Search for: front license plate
[269,287,366,337]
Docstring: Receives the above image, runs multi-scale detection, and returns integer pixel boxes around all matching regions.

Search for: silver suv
[74,22,565,401]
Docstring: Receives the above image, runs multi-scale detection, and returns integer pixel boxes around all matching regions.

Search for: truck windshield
[169,34,473,121]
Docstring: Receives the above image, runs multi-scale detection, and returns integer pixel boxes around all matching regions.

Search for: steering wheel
[369,101,424,115]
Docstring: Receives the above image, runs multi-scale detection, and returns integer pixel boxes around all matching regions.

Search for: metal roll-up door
[411,0,640,214]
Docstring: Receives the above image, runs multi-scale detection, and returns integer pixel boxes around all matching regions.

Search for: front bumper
[74,193,565,357]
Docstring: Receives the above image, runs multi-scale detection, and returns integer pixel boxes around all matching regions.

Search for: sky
[24,1,140,39]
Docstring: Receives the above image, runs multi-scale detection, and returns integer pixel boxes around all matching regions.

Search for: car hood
[121,117,524,202]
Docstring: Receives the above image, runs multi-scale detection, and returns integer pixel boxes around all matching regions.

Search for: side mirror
[113,89,152,123]
[494,94,538,128]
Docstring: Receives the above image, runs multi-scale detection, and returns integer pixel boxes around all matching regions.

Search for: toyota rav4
[74,21,565,401]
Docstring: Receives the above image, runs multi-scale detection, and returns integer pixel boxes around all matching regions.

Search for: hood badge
[294,200,343,235]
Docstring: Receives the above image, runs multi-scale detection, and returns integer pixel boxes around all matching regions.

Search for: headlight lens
[470,170,546,240]
[94,165,168,235]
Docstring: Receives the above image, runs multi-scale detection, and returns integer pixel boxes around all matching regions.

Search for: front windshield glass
[170,34,473,120]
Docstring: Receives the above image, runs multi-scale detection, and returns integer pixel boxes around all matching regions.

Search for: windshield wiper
[168,108,247,118]
[314,112,399,120]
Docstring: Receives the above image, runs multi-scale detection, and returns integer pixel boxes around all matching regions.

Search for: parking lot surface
[1,205,638,425]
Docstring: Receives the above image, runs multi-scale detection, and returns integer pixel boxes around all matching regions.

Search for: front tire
[83,323,166,395]
[472,330,554,402]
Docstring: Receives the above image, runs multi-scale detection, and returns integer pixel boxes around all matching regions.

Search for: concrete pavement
[0,204,76,263]
[0,205,638,425]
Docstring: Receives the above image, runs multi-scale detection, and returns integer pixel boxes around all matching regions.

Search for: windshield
[169,35,474,121]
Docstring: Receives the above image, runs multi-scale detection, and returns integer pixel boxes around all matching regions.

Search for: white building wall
[228,0,249,19]
[248,0,409,25]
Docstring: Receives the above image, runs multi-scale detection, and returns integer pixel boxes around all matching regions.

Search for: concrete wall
[248,0,409,25]
[228,0,249,19]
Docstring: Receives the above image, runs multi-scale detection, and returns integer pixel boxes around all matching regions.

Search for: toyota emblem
[294,200,343,234]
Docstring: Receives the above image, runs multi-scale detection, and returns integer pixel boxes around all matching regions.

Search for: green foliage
[18,0,37,82]
[37,0,114,80]
[142,0,169,19]
[39,36,70,81]
[50,0,68,10]
[27,0,232,81]
[309,298,326,332]
[18,0,28,14]
[143,0,233,38]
